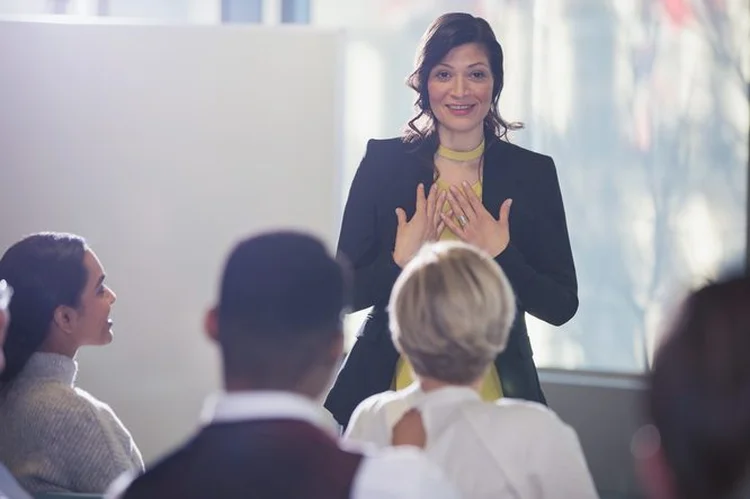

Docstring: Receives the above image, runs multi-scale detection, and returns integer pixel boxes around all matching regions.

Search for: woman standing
[325,12,578,428]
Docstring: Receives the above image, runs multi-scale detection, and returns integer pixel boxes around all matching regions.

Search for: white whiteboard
[0,19,344,462]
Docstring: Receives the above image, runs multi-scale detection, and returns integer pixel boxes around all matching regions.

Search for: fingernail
[462,181,470,187]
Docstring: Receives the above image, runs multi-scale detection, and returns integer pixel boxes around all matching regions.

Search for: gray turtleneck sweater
[0,353,144,494]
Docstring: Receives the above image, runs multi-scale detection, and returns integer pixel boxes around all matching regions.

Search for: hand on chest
[433,177,483,240]
[386,164,517,259]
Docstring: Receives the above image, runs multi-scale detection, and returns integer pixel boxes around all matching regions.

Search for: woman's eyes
[433,70,488,80]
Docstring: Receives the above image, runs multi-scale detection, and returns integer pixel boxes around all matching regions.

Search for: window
[305,0,749,373]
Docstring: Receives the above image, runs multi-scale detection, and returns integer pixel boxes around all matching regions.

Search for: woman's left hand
[441,181,512,257]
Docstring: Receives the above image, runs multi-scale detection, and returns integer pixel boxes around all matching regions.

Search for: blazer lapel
[397,140,437,217]
[413,140,436,188]
[482,139,515,219]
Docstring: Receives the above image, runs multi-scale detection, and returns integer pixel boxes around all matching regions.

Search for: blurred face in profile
[427,42,494,139]
[0,279,11,373]
[75,250,117,346]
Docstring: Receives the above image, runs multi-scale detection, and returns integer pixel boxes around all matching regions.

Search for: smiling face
[70,250,117,347]
[427,43,494,141]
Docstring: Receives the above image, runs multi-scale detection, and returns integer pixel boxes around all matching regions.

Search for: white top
[107,391,460,499]
[346,384,599,499]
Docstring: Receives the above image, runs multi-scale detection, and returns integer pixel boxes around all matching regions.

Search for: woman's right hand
[393,183,445,268]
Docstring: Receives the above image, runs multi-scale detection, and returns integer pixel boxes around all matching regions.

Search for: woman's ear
[52,305,77,335]
[204,306,219,343]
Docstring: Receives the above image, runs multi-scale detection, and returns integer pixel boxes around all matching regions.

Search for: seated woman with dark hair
[345,241,597,498]
[0,233,143,494]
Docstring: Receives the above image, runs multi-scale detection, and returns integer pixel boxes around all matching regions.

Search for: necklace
[436,139,485,162]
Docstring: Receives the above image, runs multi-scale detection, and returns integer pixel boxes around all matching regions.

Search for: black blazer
[121,420,363,499]
[324,134,578,428]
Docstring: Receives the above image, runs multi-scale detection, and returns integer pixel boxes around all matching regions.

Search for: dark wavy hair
[647,273,750,499]
[404,12,523,143]
[0,233,88,383]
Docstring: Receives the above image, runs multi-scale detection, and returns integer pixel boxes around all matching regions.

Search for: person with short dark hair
[635,273,750,499]
[0,232,143,494]
[110,231,459,499]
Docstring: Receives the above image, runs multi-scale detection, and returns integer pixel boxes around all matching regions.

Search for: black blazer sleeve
[496,156,578,326]
[337,140,401,312]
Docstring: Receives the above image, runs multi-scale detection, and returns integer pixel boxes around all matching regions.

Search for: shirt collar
[405,384,481,409]
[200,390,340,436]
[16,352,78,387]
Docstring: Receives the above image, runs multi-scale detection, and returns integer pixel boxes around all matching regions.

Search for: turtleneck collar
[16,352,78,387]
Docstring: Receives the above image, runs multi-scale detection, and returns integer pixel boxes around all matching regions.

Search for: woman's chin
[437,120,485,136]
[101,327,115,345]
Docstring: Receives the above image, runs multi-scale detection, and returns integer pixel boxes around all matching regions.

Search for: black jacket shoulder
[489,139,554,166]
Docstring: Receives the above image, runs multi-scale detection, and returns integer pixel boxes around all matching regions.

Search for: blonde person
[345,242,598,499]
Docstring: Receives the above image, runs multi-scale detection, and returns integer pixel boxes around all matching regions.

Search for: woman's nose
[451,76,467,97]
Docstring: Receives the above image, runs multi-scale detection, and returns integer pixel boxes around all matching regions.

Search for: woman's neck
[38,330,78,359]
[417,375,483,393]
[437,125,484,152]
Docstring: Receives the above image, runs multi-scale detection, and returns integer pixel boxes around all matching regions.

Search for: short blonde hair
[389,241,516,384]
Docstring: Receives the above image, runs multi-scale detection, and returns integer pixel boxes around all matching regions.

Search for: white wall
[0,19,344,462]
[0,0,218,20]
[0,0,47,14]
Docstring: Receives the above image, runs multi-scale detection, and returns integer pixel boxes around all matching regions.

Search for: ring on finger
[457,214,468,228]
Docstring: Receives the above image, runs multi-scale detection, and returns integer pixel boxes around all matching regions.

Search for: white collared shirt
[346,384,599,499]
[107,391,461,499]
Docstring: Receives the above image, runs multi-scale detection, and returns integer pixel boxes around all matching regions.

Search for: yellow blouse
[392,179,503,400]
